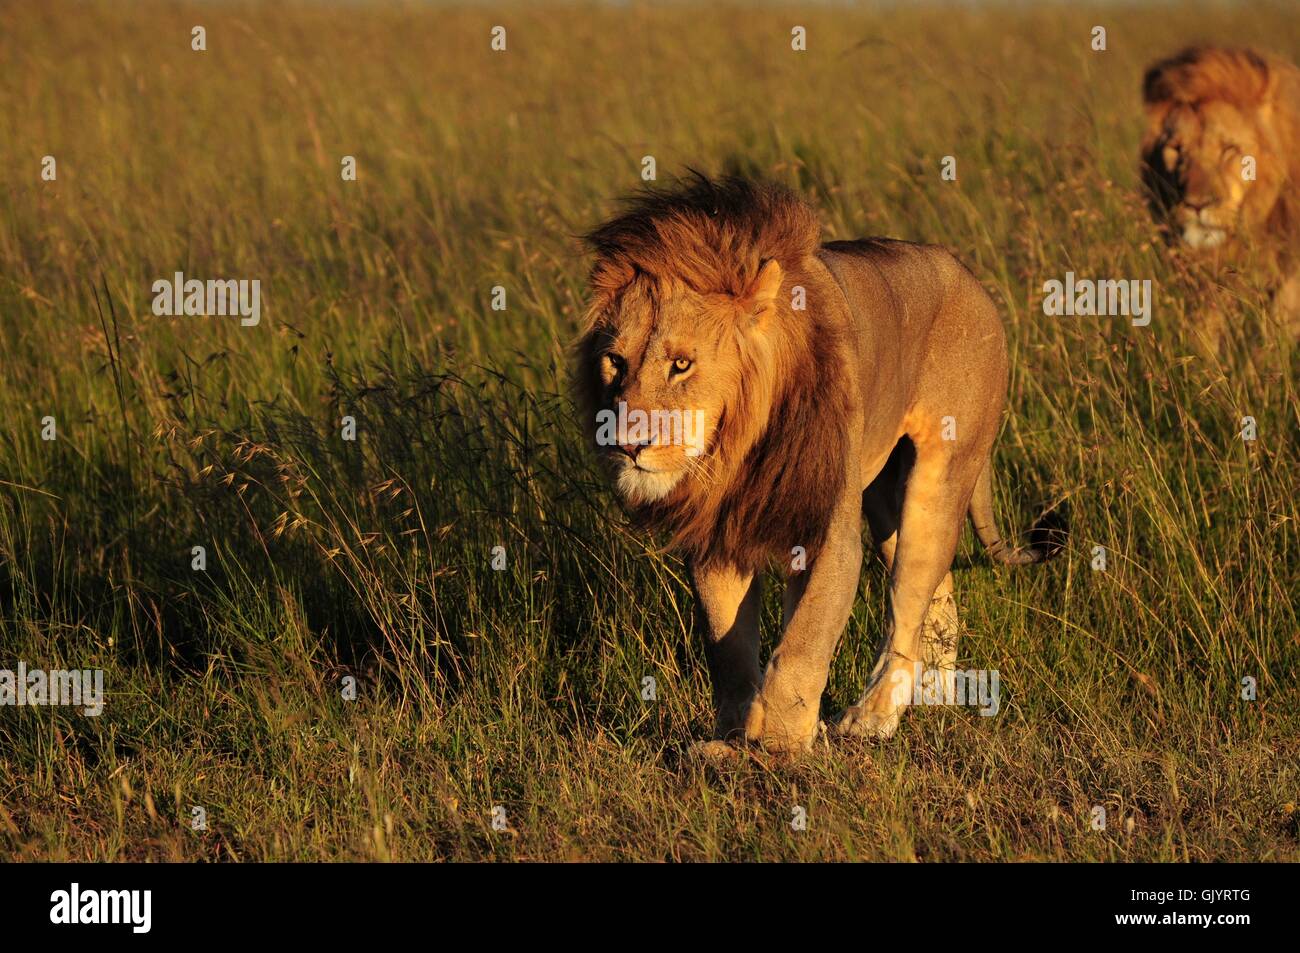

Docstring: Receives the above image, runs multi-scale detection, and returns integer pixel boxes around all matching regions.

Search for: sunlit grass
[0,0,1296,861]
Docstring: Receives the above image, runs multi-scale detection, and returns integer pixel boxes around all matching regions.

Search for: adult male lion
[576,176,1058,753]
[1140,46,1300,336]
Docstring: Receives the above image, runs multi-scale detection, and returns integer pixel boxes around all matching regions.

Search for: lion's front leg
[743,495,863,754]
[691,563,763,741]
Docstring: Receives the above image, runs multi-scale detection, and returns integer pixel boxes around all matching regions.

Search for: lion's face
[580,260,785,508]
[1140,47,1300,256]
[1143,100,1277,250]
[586,277,740,505]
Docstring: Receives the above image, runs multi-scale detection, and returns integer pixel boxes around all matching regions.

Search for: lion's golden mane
[575,177,853,571]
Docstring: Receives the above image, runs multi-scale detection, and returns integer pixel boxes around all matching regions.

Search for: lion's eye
[671,357,693,374]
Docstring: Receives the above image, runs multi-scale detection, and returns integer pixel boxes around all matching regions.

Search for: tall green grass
[0,0,1296,860]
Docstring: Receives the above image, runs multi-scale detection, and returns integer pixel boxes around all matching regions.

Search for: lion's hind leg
[838,447,972,740]
[860,446,963,709]
[920,571,960,695]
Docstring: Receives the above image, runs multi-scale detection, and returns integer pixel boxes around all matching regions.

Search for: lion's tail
[968,460,1067,565]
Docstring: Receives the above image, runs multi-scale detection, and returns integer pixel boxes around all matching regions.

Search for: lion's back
[819,238,1002,338]
[816,237,1009,422]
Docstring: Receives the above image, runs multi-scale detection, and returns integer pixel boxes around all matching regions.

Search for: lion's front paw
[834,702,903,740]
[834,661,915,740]
[743,687,819,754]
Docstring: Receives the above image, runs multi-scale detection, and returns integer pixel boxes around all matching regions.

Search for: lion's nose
[1184,197,1214,213]
[619,444,643,460]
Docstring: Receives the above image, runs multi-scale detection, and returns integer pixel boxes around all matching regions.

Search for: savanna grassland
[0,0,1297,862]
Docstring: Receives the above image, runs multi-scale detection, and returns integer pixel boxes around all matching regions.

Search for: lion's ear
[584,259,637,332]
[741,258,784,328]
